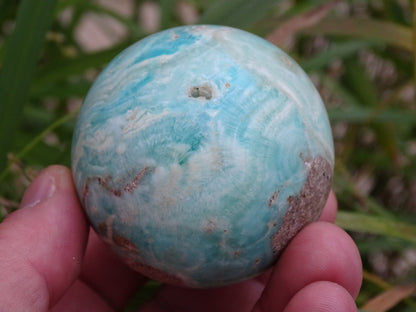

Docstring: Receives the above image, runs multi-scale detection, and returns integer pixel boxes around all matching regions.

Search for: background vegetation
[0,0,415,311]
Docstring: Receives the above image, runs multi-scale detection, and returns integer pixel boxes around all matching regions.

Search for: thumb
[0,166,89,311]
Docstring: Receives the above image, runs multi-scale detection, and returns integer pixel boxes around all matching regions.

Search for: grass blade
[125,280,162,311]
[30,80,91,100]
[0,0,17,24]
[304,17,413,51]
[266,0,340,48]
[361,284,416,312]
[0,0,57,171]
[32,43,131,89]
[198,0,279,29]
[413,0,416,98]
[336,211,416,244]
[301,40,382,72]
[328,105,416,124]
[0,108,78,182]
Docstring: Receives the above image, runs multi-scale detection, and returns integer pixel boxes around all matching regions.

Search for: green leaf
[336,211,416,244]
[160,0,176,30]
[198,0,279,29]
[342,58,379,107]
[327,106,416,124]
[30,80,91,100]
[304,17,413,51]
[357,237,411,254]
[0,0,17,23]
[301,40,383,72]
[32,43,130,89]
[125,280,162,311]
[0,0,57,171]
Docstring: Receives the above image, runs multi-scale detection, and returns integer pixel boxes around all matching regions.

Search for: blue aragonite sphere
[71,25,334,288]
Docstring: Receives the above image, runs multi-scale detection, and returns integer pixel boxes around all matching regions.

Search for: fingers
[0,166,89,310]
[319,190,338,223]
[80,230,148,310]
[252,222,362,312]
[283,281,358,312]
[50,280,113,312]
[140,279,264,312]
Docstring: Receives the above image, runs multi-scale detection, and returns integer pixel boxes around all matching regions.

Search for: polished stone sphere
[71,25,334,288]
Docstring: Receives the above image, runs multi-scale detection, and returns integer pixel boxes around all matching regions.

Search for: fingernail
[20,172,56,209]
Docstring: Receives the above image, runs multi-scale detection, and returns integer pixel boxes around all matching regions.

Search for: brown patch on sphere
[98,222,108,236]
[271,156,332,253]
[126,258,185,286]
[112,233,138,253]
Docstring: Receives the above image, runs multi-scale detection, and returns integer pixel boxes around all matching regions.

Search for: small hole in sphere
[189,84,212,100]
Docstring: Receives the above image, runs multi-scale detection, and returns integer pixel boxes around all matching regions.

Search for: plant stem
[0,108,79,182]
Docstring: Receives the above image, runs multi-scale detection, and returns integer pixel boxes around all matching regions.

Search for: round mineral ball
[71,25,334,288]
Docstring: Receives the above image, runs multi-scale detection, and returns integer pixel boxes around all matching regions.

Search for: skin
[0,166,362,311]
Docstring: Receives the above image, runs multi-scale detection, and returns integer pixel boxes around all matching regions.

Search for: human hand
[0,166,362,311]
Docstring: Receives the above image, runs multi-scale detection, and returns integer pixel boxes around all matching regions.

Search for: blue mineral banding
[71,25,334,288]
